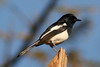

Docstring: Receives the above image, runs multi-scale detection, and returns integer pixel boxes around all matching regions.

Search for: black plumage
[17,13,81,57]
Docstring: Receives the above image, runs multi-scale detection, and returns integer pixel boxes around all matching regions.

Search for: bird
[17,13,81,57]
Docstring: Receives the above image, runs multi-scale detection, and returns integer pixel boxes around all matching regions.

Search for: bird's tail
[17,40,40,57]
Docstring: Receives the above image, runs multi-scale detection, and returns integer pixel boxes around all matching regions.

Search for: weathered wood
[48,48,67,67]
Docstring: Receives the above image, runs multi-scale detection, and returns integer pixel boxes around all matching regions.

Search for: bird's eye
[74,19,77,21]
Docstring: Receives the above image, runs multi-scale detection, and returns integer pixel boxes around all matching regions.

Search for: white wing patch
[40,25,61,38]
[40,23,67,39]
[63,23,67,26]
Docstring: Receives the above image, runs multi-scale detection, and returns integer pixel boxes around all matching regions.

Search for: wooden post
[48,48,67,67]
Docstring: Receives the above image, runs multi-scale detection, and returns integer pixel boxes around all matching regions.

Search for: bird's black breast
[67,27,72,36]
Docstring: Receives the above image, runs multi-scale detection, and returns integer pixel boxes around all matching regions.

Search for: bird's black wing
[39,26,69,43]
[39,22,58,38]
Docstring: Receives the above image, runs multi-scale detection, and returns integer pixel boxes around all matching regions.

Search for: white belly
[50,30,69,44]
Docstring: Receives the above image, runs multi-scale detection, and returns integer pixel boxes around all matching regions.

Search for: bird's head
[58,13,81,25]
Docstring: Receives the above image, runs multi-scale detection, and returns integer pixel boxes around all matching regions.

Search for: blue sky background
[0,0,100,67]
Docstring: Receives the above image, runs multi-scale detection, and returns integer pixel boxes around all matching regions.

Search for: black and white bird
[17,13,81,57]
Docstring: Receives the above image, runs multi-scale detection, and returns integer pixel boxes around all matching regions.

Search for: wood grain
[48,48,67,67]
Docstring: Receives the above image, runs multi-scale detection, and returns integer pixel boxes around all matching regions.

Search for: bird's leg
[54,45,59,51]
[52,41,59,50]
[50,41,59,52]
[50,45,58,52]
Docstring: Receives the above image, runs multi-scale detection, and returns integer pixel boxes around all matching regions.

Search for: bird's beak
[76,19,81,21]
